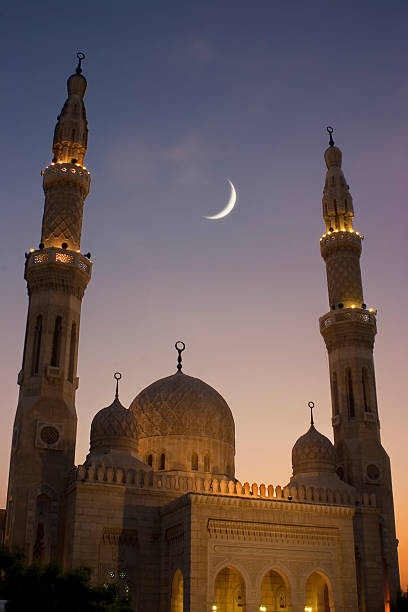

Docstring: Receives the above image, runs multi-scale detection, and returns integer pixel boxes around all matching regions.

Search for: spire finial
[76,52,85,74]
[175,341,185,372]
[114,372,122,399]
[327,126,334,147]
[308,401,315,426]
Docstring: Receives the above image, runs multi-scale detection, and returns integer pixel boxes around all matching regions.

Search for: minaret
[319,128,399,610]
[4,54,92,562]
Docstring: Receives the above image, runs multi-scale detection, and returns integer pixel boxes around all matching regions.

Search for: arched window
[170,569,183,612]
[67,323,76,382]
[214,567,246,611]
[261,569,289,611]
[159,453,165,470]
[31,315,42,375]
[191,453,198,471]
[346,367,355,418]
[204,455,210,472]
[362,368,370,412]
[332,372,339,415]
[51,316,62,367]
[146,454,153,467]
[305,571,334,612]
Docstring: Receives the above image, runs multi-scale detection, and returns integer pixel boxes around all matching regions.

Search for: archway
[170,568,183,612]
[260,569,289,610]
[305,571,334,612]
[213,566,246,612]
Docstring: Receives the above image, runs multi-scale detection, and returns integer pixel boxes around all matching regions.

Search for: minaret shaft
[319,137,399,610]
[4,59,92,563]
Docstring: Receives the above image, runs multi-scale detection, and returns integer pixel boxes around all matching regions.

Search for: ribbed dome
[90,396,139,454]
[129,372,235,446]
[292,424,335,475]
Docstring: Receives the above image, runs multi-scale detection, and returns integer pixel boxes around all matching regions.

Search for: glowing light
[29,248,34,253]
[349,229,353,232]
[260,607,267,611]
[305,608,312,612]
[356,231,360,235]
[351,305,356,309]
[334,229,339,232]
[212,606,217,611]
[369,308,374,312]
[342,228,346,231]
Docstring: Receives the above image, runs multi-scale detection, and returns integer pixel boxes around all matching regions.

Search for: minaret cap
[324,126,342,169]
[67,52,87,98]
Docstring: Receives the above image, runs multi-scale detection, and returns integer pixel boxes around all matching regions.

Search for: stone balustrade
[72,463,376,508]
[43,161,90,190]
[319,308,376,331]
[26,248,92,276]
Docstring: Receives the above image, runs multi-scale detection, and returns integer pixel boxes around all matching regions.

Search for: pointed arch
[67,322,76,382]
[345,367,355,418]
[362,368,370,412]
[213,566,246,611]
[305,570,335,612]
[170,568,183,612]
[260,568,291,611]
[191,452,198,471]
[332,371,339,415]
[159,453,166,470]
[51,316,62,367]
[31,315,42,375]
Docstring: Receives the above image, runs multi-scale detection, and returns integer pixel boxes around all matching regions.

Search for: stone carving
[91,397,139,445]
[130,372,235,445]
[292,425,335,474]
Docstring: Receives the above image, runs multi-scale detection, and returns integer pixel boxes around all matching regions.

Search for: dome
[324,145,342,169]
[292,424,336,475]
[130,371,234,445]
[129,371,235,478]
[90,396,139,455]
[67,73,87,98]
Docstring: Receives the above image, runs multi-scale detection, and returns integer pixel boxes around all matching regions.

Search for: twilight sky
[1,0,408,587]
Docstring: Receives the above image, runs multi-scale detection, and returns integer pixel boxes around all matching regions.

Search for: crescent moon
[204,178,237,220]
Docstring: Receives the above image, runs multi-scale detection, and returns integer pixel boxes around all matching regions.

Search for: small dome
[67,73,87,98]
[292,424,335,475]
[324,145,342,169]
[90,396,139,455]
[130,372,234,445]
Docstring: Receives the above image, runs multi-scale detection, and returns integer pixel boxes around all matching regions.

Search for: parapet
[71,463,376,509]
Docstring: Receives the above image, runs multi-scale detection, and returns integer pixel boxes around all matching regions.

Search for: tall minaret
[4,54,92,563]
[319,129,399,610]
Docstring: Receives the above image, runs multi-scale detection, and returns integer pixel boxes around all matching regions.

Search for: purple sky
[1,0,408,586]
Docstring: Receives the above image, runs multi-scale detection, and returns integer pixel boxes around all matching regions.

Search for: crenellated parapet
[71,463,377,509]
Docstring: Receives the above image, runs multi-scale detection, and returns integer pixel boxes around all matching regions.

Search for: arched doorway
[213,566,246,612]
[305,571,334,612]
[260,569,289,610]
[170,568,183,612]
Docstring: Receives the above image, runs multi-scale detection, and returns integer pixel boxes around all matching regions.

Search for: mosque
[1,57,400,612]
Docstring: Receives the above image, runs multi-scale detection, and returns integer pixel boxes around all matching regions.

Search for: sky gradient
[1,0,408,588]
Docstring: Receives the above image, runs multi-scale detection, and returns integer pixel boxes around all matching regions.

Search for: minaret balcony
[319,308,377,332]
[25,247,92,278]
[320,229,363,258]
[42,161,90,192]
